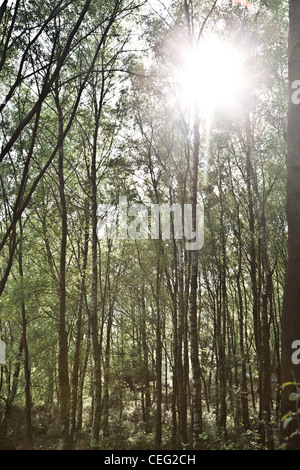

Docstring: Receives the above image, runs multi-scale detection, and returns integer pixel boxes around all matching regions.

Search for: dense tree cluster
[0,0,299,451]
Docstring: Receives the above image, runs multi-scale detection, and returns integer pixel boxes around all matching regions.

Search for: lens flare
[177,37,246,113]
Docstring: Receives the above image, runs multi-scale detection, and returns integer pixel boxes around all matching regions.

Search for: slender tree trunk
[216,168,227,437]
[245,112,274,449]
[155,251,163,450]
[70,215,89,447]
[76,328,90,433]
[90,87,102,446]
[141,289,151,433]
[103,305,113,438]
[55,84,71,450]
[236,215,249,429]
[177,240,188,445]
[18,222,34,449]
[189,106,202,449]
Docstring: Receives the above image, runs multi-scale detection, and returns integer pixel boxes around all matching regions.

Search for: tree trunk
[76,328,90,433]
[55,85,71,450]
[155,251,162,450]
[281,0,300,450]
[18,222,34,449]
[217,168,227,437]
[70,214,89,447]
[189,106,202,449]
[141,289,151,433]
[90,88,102,446]
[103,305,113,438]
[245,107,274,449]
[236,214,249,428]
[177,240,188,445]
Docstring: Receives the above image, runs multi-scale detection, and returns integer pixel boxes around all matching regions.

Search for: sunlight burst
[177,37,246,113]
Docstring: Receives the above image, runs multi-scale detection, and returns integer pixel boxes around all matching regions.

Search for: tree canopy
[0,0,299,452]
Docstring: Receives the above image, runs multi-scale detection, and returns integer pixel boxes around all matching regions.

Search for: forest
[0,0,300,452]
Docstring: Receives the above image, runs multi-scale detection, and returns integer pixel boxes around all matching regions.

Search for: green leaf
[283,417,293,430]
[289,392,300,401]
[289,431,300,439]
[281,412,292,422]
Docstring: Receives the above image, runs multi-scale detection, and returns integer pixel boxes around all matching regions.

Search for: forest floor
[0,403,281,451]
[0,403,156,450]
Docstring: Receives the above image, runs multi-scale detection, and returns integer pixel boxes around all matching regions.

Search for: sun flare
[177,37,246,113]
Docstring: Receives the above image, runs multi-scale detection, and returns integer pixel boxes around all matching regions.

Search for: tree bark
[90,85,102,446]
[55,84,71,450]
[18,222,34,449]
[281,0,300,450]
[189,106,202,449]
[70,214,89,447]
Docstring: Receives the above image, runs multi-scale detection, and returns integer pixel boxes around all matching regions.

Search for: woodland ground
[0,400,281,451]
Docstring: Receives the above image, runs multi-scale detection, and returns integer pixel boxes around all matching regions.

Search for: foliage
[0,0,294,452]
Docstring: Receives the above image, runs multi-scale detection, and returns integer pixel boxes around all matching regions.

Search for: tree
[280,0,300,450]
[0,0,295,452]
